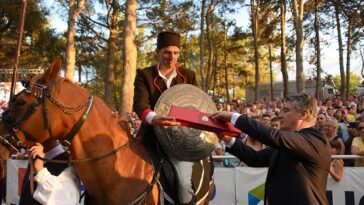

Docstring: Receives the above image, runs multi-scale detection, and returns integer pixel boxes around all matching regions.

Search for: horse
[0,58,214,205]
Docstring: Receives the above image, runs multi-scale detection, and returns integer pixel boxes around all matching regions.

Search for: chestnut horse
[0,59,214,205]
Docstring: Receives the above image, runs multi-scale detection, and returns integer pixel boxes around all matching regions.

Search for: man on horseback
[133,31,199,205]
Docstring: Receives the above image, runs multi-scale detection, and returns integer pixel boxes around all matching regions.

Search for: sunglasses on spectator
[358,127,364,131]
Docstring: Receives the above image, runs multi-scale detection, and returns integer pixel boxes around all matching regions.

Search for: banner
[6,161,364,205]
[0,82,24,114]
[235,167,268,205]
[6,159,28,205]
[326,167,364,205]
[209,168,235,205]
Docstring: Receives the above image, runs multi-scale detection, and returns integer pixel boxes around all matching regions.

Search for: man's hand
[151,115,181,128]
[210,111,233,122]
[28,143,45,174]
[217,133,233,143]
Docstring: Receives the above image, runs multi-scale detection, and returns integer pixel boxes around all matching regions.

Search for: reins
[35,138,134,164]
[2,76,161,204]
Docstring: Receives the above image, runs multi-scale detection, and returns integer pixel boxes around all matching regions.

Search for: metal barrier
[212,155,364,159]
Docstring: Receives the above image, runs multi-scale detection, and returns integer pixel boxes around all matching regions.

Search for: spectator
[329,140,344,182]
[351,121,364,167]
[316,113,327,131]
[212,141,225,167]
[270,117,281,130]
[261,114,271,126]
[321,117,345,154]
[327,106,334,117]
[334,109,350,143]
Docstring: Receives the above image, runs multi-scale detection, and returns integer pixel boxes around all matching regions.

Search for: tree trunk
[334,3,346,100]
[120,0,137,113]
[212,46,218,100]
[269,43,274,100]
[199,0,206,89]
[314,0,322,100]
[105,0,119,106]
[223,21,229,103]
[346,18,352,99]
[65,0,85,82]
[251,0,260,101]
[292,0,304,93]
[204,0,217,91]
[280,0,288,98]
[78,60,82,82]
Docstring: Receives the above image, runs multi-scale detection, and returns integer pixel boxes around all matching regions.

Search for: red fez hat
[157,31,181,50]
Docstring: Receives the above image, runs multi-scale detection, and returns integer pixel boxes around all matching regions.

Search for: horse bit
[0,77,93,153]
[0,77,161,205]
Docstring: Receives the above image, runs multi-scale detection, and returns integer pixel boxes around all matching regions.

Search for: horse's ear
[43,58,61,84]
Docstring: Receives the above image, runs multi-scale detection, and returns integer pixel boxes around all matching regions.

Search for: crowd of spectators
[212,94,364,179]
[126,94,364,181]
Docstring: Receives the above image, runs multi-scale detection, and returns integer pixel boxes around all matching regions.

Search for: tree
[250,0,260,101]
[280,0,288,98]
[0,0,51,69]
[120,0,137,113]
[104,0,120,106]
[333,0,346,100]
[292,0,305,93]
[314,0,322,100]
[65,0,85,82]
[204,0,219,91]
[199,0,206,89]
[334,72,361,96]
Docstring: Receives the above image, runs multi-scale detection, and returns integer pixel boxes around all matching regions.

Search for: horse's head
[0,58,92,154]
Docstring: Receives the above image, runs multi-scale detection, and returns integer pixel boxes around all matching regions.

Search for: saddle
[140,125,214,205]
[140,126,179,205]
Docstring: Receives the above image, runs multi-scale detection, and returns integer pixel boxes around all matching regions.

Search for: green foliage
[334,72,362,96]
[0,0,66,82]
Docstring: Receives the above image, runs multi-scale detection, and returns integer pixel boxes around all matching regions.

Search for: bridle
[0,77,161,204]
[1,77,93,152]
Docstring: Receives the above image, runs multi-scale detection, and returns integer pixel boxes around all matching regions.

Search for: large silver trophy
[154,84,219,162]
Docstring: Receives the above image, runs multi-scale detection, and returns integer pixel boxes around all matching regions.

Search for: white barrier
[210,167,364,205]
[6,159,27,205]
[6,160,364,205]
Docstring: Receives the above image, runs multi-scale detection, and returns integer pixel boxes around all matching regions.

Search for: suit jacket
[227,115,331,205]
[133,65,198,123]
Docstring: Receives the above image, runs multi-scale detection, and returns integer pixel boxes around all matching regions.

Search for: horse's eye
[15,99,26,106]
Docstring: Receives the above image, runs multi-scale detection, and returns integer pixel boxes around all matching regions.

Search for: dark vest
[19,151,70,205]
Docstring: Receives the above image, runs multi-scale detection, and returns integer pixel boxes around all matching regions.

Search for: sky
[45,1,363,82]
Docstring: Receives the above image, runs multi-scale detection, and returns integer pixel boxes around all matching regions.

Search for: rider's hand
[151,115,181,128]
[29,143,45,174]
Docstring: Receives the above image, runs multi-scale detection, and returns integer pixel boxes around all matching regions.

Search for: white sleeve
[33,166,80,205]
[231,113,241,125]
[145,111,157,124]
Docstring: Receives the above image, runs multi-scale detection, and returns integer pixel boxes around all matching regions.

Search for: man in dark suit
[133,31,198,205]
[211,94,331,205]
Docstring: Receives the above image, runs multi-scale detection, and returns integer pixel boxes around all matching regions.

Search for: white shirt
[225,113,241,147]
[145,64,178,124]
[33,145,80,205]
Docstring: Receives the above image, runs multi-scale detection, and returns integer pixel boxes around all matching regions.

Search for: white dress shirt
[33,144,80,205]
[225,113,241,147]
[145,64,178,124]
